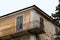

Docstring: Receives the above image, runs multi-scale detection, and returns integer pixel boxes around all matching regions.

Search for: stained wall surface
[0,10,30,36]
[30,9,56,40]
[0,9,58,40]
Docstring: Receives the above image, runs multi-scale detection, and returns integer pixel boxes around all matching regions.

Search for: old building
[0,5,60,40]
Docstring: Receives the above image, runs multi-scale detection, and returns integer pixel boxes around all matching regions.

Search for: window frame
[40,17,44,27]
[16,15,24,32]
[40,17,44,30]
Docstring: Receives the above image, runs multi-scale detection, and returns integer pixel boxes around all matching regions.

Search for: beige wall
[0,9,59,40]
[0,10,30,36]
[30,9,57,40]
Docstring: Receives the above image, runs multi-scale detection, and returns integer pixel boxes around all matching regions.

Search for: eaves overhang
[0,5,60,27]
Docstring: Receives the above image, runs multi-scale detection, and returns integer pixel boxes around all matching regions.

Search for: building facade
[0,5,60,40]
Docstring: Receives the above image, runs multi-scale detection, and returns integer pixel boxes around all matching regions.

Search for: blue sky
[0,0,58,16]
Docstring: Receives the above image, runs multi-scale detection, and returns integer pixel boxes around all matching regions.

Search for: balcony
[27,20,45,34]
[0,20,45,40]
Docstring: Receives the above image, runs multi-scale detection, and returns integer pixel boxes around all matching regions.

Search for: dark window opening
[16,16,23,32]
[40,17,44,30]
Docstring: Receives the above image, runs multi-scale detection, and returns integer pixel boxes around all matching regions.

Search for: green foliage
[52,1,60,40]
[52,3,60,23]
[56,4,60,11]
[56,31,60,35]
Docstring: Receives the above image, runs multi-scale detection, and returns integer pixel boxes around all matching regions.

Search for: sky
[0,0,59,16]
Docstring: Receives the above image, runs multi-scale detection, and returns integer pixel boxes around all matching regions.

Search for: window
[16,16,23,32]
[40,17,44,29]
[55,27,58,32]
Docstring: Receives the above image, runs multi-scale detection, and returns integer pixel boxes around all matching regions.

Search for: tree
[51,0,60,40]
[52,1,60,23]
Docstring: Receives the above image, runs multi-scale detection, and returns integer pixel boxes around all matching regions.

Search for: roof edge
[0,5,60,27]
[0,5,35,18]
